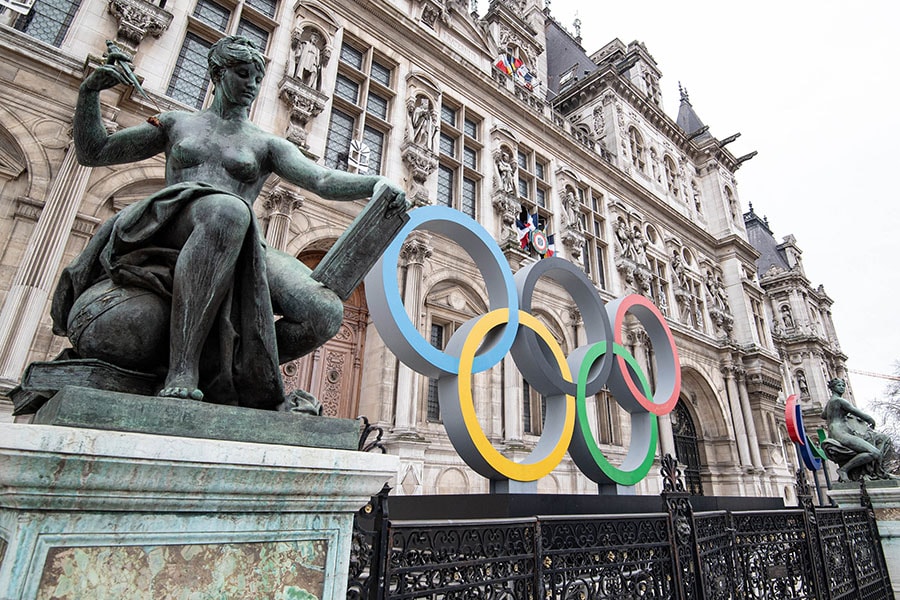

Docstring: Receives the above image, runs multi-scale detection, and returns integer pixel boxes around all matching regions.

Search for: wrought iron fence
[348,458,892,600]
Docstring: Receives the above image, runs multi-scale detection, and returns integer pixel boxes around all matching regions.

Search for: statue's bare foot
[159,386,204,401]
[286,388,322,416]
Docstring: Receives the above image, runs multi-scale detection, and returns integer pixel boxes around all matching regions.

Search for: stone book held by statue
[312,186,409,301]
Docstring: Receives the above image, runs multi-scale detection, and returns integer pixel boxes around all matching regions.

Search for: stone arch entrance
[280,249,369,419]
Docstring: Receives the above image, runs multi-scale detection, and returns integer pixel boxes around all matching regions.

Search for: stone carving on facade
[558,186,583,260]
[291,28,329,89]
[399,231,434,267]
[406,96,438,152]
[276,26,332,149]
[107,0,173,51]
[418,0,448,27]
[592,106,605,136]
[494,146,517,195]
[401,140,439,207]
[278,77,327,150]
[612,216,651,293]
[705,270,733,336]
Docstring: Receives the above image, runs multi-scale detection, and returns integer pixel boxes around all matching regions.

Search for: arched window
[664,156,678,195]
[628,128,645,172]
[672,401,704,495]
[724,186,738,221]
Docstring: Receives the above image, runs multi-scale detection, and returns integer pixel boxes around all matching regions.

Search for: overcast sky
[549,0,900,409]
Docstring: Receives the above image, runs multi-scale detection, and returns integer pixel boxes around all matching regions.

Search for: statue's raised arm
[74,54,167,167]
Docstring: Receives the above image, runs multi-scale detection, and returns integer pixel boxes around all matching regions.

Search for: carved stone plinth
[278,76,328,150]
[400,141,438,206]
[708,306,734,337]
[615,256,651,295]
[492,190,519,247]
[107,0,173,50]
[560,226,584,260]
[0,418,398,599]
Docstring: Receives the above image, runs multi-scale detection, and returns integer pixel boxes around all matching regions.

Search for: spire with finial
[675,81,710,141]
[678,81,690,105]
[573,14,582,44]
[747,201,755,215]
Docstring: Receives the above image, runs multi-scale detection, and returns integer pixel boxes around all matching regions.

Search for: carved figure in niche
[821,378,896,481]
[495,149,516,194]
[796,370,809,395]
[630,226,649,266]
[781,304,794,329]
[614,217,633,259]
[671,250,688,290]
[51,36,407,409]
[408,96,437,151]
[293,29,322,88]
[705,272,729,313]
[561,188,580,230]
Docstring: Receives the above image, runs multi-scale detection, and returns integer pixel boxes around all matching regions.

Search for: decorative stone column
[492,191,519,249]
[722,363,752,467]
[107,0,173,51]
[392,232,432,434]
[0,143,91,390]
[261,186,303,251]
[736,367,764,469]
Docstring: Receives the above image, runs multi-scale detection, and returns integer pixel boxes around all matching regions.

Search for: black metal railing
[348,458,893,599]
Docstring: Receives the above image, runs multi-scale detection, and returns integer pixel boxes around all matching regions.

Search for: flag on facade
[515,64,534,90]
[545,233,556,257]
[515,206,535,249]
[495,54,513,76]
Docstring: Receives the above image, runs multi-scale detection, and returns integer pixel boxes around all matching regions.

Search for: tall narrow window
[437,98,482,218]
[581,189,608,289]
[324,39,394,174]
[15,0,82,47]
[629,128,645,172]
[426,324,445,421]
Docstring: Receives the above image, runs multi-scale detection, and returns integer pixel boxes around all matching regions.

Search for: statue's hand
[82,65,130,92]
[375,178,410,218]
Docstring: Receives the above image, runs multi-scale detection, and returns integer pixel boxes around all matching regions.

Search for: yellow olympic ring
[450,308,576,481]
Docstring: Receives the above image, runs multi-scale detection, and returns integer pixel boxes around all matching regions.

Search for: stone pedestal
[0,422,399,599]
[829,480,900,596]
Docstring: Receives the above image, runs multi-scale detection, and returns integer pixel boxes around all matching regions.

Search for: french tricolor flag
[545,233,556,258]
[515,207,536,249]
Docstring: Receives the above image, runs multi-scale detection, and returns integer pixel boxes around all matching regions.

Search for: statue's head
[827,377,846,395]
[208,36,267,84]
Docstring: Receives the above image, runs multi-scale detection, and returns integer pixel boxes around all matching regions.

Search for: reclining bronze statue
[821,378,896,481]
[21,36,408,413]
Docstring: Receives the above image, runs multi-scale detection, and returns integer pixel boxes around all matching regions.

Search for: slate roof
[544,17,597,97]
[744,205,791,276]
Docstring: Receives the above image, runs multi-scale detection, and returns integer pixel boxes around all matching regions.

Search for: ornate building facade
[0,0,850,499]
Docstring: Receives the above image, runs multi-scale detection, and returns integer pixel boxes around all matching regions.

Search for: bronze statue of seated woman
[821,378,896,481]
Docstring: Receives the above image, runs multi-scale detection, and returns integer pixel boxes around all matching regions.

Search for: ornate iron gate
[348,458,893,600]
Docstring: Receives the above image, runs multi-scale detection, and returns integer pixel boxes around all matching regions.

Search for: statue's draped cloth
[51,182,284,409]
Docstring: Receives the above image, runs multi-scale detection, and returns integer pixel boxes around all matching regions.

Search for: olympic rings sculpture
[785,393,825,471]
[365,205,682,486]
